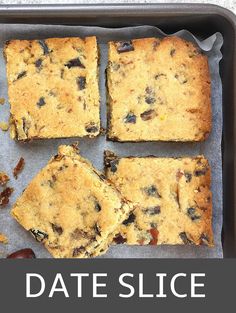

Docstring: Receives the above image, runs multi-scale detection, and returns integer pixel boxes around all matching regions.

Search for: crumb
[0,98,5,105]
[0,233,8,244]
[0,187,14,206]
[13,157,25,179]
[0,172,10,186]
[0,122,9,131]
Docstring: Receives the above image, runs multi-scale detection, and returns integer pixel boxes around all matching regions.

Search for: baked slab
[5,37,100,140]
[105,151,213,246]
[107,36,211,142]
[11,145,133,258]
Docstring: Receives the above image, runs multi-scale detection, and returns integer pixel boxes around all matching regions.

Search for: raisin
[0,187,14,206]
[77,76,86,90]
[187,207,200,221]
[85,124,98,133]
[35,58,42,68]
[149,228,159,245]
[179,232,193,245]
[30,229,48,242]
[144,185,161,198]
[38,40,50,55]
[194,168,208,176]
[170,48,176,57]
[104,151,119,173]
[200,233,210,245]
[73,246,85,257]
[65,58,85,69]
[122,213,135,225]
[110,160,119,173]
[143,206,161,215]
[140,109,156,121]
[13,157,25,179]
[37,97,46,108]
[116,41,134,53]
[51,223,63,235]
[7,248,36,259]
[94,223,101,236]
[114,234,126,244]
[16,71,26,80]
[95,202,101,212]
[124,112,136,124]
[184,172,192,183]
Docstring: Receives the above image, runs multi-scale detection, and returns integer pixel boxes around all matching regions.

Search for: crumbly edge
[4,37,101,141]
[106,36,211,142]
[11,145,134,258]
[104,151,214,247]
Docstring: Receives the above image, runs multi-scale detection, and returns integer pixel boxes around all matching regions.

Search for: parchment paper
[0,24,223,258]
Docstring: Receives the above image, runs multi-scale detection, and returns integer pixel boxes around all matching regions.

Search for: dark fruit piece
[7,248,36,259]
[0,187,14,206]
[16,71,27,80]
[144,185,161,198]
[37,97,46,108]
[85,124,98,133]
[140,109,156,121]
[38,40,50,55]
[145,96,156,104]
[77,76,86,90]
[65,58,85,69]
[179,232,194,245]
[194,168,208,176]
[35,58,42,68]
[124,112,136,124]
[114,234,126,244]
[200,233,210,245]
[30,229,48,242]
[94,202,101,212]
[143,206,161,215]
[187,207,200,221]
[122,213,135,225]
[184,172,192,183]
[51,223,63,235]
[73,246,86,257]
[116,41,134,53]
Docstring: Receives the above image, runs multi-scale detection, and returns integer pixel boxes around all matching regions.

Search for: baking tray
[0,3,235,258]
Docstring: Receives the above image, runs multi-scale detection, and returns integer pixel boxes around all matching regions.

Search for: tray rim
[0,2,235,258]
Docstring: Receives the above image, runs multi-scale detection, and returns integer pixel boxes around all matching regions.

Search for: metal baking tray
[0,3,235,258]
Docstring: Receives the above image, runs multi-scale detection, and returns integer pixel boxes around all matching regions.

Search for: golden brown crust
[4,37,100,140]
[105,151,213,246]
[11,145,133,258]
[107,36,211,142]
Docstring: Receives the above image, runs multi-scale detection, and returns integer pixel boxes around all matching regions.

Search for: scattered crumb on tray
[0,172,10,186]
[0,98,5,105]
[0,187,14,206]
[13,157,25,179]
[0,233,8,244]
[0,122,9,131]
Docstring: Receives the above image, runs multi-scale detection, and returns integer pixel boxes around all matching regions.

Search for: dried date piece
[104,150,119,173]
[0,172,9,186]
[114,234,127,244]
[77,76,86,90]
[179,232,193,245]
[16,71,27,80]
[0,187,14,206]
[149,228,159,245]
[85,123,98,133]
[184,172,192,183]
[51,223,63,235]
[38,40,50,55]
[122,212,135,225]
[116,41,134,53]
[187,207,200,221]
[65,57,85,69]
[124,112,136,124]
[7,248,36,259]
[35,58,43,68]
[13,157,25,179]
[73,246,86,257]
[37,97,46,108]
[30,229,48,242]
[140,109,156,121]
[143,185,161,198]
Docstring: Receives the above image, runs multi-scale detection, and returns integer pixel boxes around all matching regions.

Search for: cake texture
[4,36,100,140]
[107,36,211,142]
[11,145,133,258]
[105,151,213,246]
